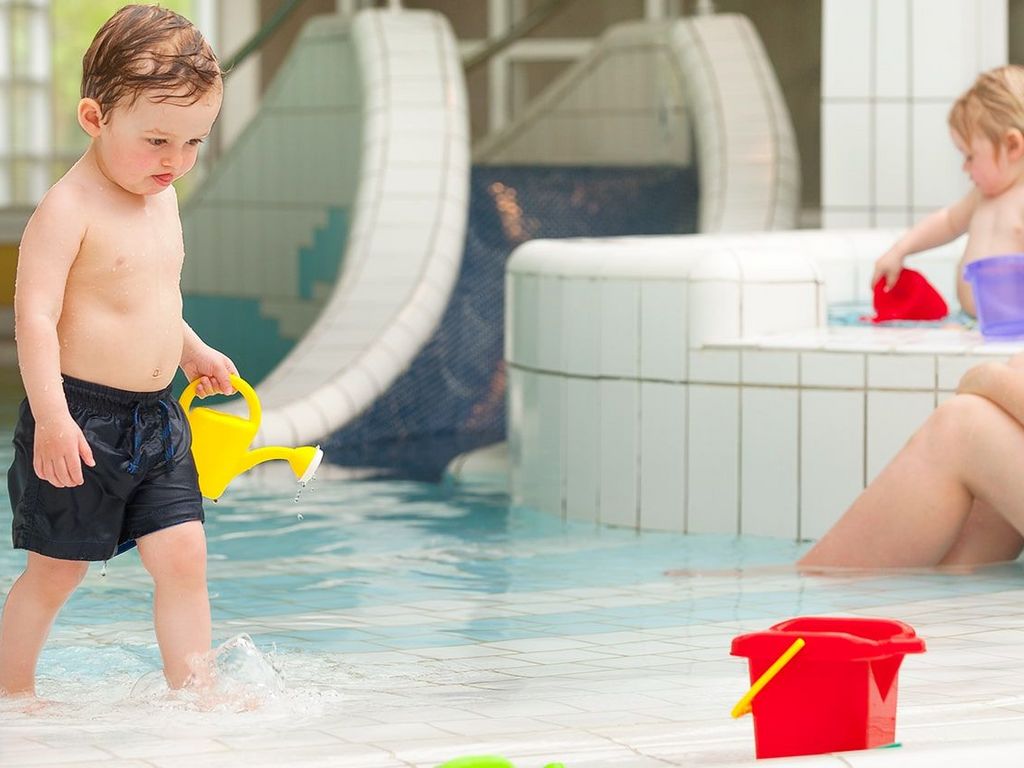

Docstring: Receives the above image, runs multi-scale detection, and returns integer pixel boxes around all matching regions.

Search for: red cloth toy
[872,268,948,323]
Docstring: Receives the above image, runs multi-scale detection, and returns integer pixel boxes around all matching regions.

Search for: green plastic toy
[436,757,565,768]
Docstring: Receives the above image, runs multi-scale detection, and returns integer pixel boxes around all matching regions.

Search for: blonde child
[0,5,235,696]
[873,65,1024,317]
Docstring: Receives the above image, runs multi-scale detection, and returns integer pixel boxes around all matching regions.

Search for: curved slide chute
[182,9,469,447]
[181,9,797,470]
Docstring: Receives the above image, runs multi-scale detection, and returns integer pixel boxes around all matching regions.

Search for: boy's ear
[77,98,104,138]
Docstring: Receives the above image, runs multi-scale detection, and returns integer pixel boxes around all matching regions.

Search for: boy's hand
[33,413,95,487]
[180,343,237,399]
[872,250,904,292]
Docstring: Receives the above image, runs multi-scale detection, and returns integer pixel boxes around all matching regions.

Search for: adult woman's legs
[799,394,1024,567]
[939,499,1024,566]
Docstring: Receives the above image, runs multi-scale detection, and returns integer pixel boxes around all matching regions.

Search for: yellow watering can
[179,374,323,500]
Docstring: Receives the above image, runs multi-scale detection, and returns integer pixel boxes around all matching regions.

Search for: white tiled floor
[8,566,1024,767]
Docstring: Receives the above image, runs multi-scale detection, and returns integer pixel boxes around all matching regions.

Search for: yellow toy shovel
[180,374,323,500]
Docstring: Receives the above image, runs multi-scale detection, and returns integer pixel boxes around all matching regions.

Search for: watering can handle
[179,374,262,426]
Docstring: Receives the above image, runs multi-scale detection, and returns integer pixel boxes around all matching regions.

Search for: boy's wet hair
[81,4,222,120]
[949,65,1024,149]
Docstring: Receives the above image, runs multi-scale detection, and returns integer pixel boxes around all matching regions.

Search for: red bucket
[731,617,925,759]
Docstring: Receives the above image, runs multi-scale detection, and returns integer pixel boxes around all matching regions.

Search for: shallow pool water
[6,424,1024,765]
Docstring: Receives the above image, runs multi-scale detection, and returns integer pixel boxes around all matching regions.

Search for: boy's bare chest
[75,203,184,281]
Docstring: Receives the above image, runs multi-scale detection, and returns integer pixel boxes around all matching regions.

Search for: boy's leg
[136,520,210,688]
[799,394,1024,568]
[0,553,89,695]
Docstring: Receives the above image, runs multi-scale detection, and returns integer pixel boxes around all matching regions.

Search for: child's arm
[15,186,96,487]
[179,322,237,398]
[873,190,977,290]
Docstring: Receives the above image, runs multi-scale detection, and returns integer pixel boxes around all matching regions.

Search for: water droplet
[100,562,107,577]
[296,512,303,520]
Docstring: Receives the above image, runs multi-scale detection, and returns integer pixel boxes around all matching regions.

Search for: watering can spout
[180,374,324,500]
[237,444,324,483]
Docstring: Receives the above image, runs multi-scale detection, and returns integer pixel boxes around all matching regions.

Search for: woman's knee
[925,393,1004,441]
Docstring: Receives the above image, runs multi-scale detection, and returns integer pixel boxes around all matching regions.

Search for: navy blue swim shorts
[8,374,204,561]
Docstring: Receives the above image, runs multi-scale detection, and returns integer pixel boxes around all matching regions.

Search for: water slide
[180,8,798,477]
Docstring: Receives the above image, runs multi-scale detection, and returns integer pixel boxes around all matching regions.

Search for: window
[0,0,51,206]
[0,0,206,207]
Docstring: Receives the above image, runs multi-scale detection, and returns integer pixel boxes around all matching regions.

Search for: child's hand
[872,250,905,291]
[33,412,95,487]
[181,344,237,399]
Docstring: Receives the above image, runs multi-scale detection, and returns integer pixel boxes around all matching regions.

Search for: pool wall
[506,229,1020,538]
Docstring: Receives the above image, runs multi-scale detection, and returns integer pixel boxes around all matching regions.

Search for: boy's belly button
[152,368,161,377]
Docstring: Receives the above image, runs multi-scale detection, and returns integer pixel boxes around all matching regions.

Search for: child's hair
[81,4,222,120]
[948,65,1024,148]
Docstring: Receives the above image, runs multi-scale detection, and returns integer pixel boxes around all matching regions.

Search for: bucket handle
[180,374,261,427]
[731,637,805,718]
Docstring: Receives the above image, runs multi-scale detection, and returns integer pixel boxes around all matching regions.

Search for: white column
[821,0,1007,229]
[217,0,261,152]
[488,0,511,133]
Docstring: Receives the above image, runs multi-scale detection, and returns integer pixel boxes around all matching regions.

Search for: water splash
[129,633,284,712]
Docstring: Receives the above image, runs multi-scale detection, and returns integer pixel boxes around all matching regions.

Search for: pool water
[828,300,976,329]
[5,421,1024,765]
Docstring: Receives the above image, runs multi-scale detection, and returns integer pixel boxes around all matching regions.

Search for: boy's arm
[15,185,95,486]
[179,321,236,398]
[873,190,977,289]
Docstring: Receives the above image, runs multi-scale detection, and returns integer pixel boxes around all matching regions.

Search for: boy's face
[951,129,1014,197]
[86,87,222,196]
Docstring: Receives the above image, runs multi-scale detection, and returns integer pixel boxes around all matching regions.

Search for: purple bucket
[963,254,1024,338]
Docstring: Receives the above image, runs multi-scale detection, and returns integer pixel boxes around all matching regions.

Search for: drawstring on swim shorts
[125,399,175,475]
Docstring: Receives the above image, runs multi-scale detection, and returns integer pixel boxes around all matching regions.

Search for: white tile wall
[822,102,872,209]
[821,0,1007,226]
[912,102,968,210]
[687,384,739,534]
[801,351,865,388]
[874,103,909,209]
[562,278,602,377]
[867,354,936,390]
[536,277,564,372]
[874,0,909,99]
[800,389,865,540]
[866,390,937,482]
[564,378,600,522]
[535,374,565,517]
[741,351,799,386]
[599,281,641,379]
[640,282,688,382]
[599,380,640,528]
[689,349,740,384]
[822,0,873,98]
[639,382,687,532]
[740,387,798,538]
[742,284,819,337]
